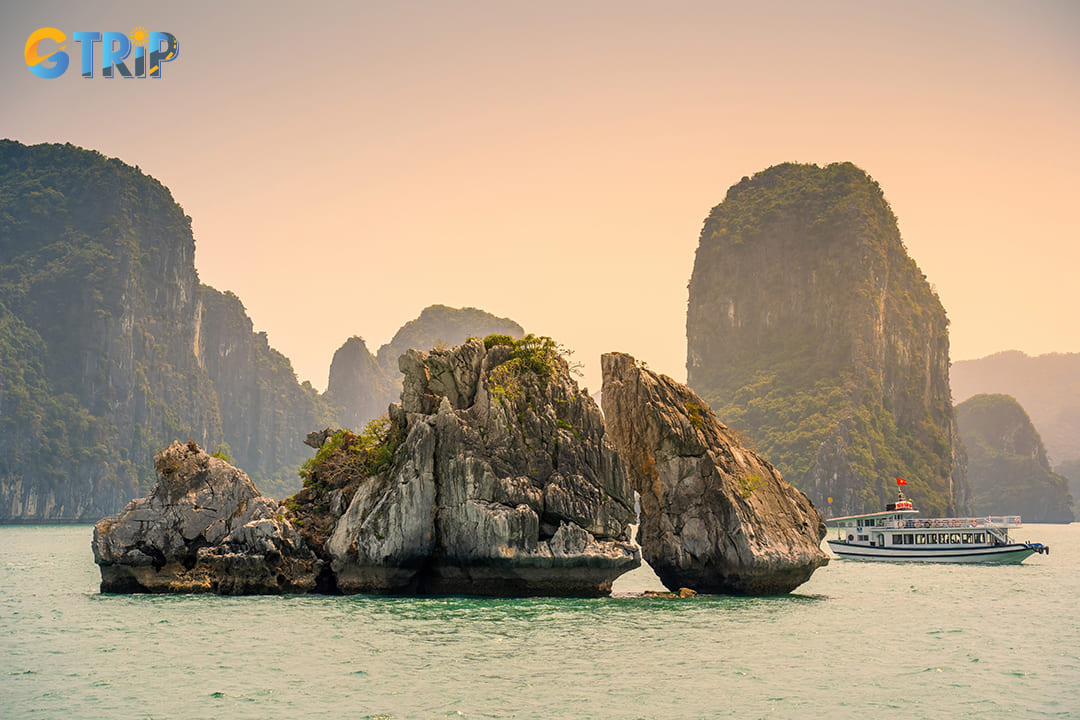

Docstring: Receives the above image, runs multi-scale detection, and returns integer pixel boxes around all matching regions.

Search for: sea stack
[601,352,828,595]
[320,336,639,595]
[686,162,969,516]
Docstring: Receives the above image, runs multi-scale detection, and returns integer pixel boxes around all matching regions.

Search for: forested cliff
[687,162,970,516]
[0,140,331,520]
[196,286,334,498]
[955,394,1074,523]
[952,351,1080,468]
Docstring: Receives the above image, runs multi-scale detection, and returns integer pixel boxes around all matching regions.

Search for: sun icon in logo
[129,27,149,47]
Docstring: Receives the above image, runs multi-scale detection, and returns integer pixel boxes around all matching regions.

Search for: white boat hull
[827,540,1036,564]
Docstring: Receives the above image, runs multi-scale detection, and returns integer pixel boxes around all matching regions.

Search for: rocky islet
[95,337,643,596]
[93,337,830,597]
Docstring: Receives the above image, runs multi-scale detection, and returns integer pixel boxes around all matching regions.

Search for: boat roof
[825,508,917,524]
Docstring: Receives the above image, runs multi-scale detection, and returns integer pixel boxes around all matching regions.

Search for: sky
[3,0,1079,394]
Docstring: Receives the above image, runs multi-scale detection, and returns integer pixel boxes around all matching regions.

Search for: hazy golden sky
[3,1,1078,393]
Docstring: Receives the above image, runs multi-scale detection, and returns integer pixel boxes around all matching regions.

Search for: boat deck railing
[885,516,1022,530]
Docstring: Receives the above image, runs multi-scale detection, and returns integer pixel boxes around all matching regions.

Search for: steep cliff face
[0,140,332,520]
[687,162,968,516]
[0,140,221,520]
[952,351,1080,466]
[955,394,1074,523]
[602,352,827,595]
[324,336,393,430]
[197,286,334,499]
[0,301,135,519]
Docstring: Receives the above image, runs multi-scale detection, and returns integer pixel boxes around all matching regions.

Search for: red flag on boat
[896,478,907,485]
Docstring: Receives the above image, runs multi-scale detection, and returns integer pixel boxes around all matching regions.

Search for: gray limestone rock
[304,428,340,450]
[328,338,640,595]
[92,441,321,594]
[93,339,641,597]
[601,352,828,595]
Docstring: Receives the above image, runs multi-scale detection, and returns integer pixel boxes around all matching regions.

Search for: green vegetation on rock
[955,393,1074,523]
[299,419,401,488]
[687,162,968,516]
[484,334,575,403]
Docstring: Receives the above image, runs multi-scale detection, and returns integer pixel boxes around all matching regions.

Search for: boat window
[962,533,972,544]
[950,533,961,544]
[916,534,926,544]
[976,533,985,544]
[857,535,869,542]
[905,534,914,544]
[928,533,937,544]
[892,535,903,545]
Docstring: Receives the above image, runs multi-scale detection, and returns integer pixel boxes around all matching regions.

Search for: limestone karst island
[1,140,1074,598]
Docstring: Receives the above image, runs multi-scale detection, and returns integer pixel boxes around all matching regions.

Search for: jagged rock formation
[92,441,321,593]
[952,350,1080,467]
[955,394,1074,523]
[0,140,333,520]
[601,352,828,595]
[324,336,394,431]
[94,338,640,596]
[686,162,969,517]
[320,336,639,595]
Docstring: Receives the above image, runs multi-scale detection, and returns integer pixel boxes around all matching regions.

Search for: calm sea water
[2,524,1078,719]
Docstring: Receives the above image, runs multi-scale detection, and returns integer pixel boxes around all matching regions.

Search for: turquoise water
[2,524,1078,719]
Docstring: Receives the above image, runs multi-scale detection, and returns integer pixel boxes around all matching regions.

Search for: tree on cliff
[686,162,969,516]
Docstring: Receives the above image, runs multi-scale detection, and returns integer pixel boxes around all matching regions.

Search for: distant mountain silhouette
[326,305,524,430]
[951,350,1080,466]
[955,393,1073,522]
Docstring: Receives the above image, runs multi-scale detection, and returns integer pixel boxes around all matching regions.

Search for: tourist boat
[825,489,1050,564]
